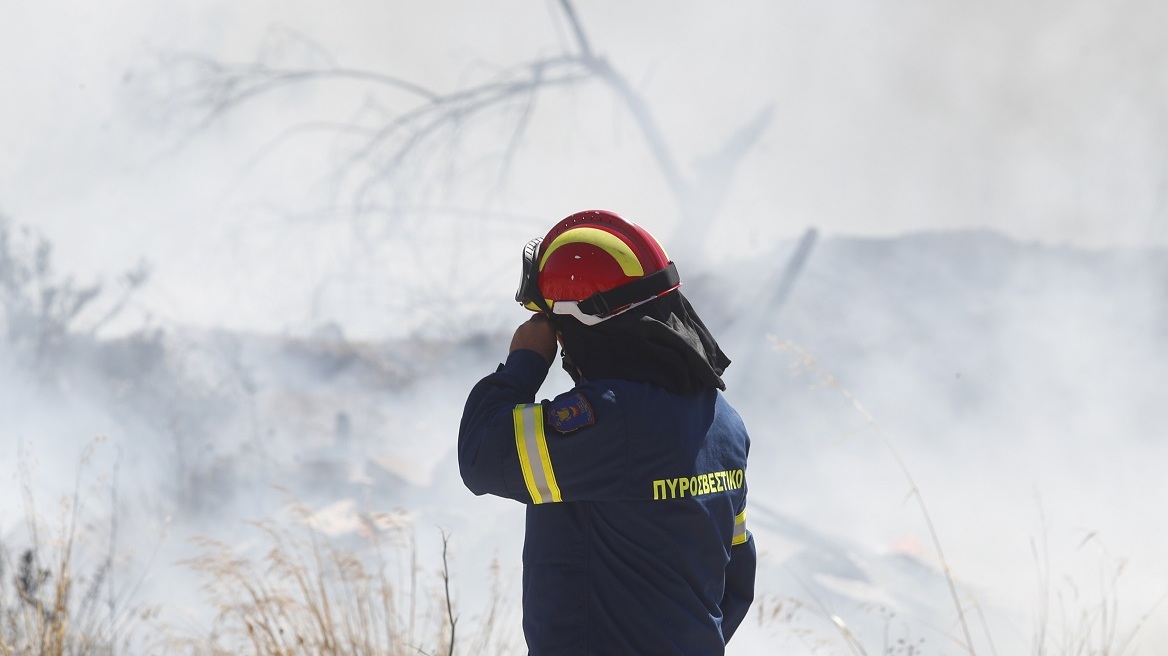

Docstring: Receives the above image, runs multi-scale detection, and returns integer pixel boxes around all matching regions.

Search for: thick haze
[2,0,1167,335]
[3,1,1167,654]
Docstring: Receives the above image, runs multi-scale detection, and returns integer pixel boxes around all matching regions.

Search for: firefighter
[459,210,756,654]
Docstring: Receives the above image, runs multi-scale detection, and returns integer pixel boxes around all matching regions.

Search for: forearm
[458,349,551,498]
[721,534,757,641]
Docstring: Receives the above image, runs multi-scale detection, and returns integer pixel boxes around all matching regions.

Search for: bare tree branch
[558,0,595,60]
[556,0,688,202]
[153,0,778,308]
[167,55,441,128]
[554,0,774,259]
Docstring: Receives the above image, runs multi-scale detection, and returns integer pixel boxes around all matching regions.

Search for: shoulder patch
[546,392,596,434]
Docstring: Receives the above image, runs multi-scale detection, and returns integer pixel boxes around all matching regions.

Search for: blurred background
[2,1,1166,654]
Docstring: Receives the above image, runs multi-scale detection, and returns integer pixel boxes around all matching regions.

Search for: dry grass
[1031,527,1168,656]
[3,500,516,656]
[1,440,148,656]
[170,502,517,656]
[769,338,1167,656]
[6,440,518,656]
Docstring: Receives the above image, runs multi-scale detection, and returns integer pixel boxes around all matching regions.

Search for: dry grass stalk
[1,439,141,656]
[772,338,1166,655]
[179,502,514,656]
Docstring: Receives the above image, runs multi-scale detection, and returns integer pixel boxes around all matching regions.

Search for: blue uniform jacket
[459,349,756,655]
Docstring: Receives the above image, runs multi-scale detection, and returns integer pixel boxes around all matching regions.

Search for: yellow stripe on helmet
[539,227,645,278]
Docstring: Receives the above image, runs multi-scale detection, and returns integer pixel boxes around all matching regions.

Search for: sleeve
[720,516,756,642]
[458,349,630,504]
[458,348,552,502]
[721,426,755,642]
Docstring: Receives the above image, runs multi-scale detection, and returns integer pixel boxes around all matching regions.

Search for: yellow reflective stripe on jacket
[732,509,748,546]
[513,403,562,504]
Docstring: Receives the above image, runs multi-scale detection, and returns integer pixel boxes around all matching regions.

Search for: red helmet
[515,210,680,325]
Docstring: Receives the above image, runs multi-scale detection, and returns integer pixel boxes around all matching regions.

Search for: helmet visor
[514,237,545,311]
